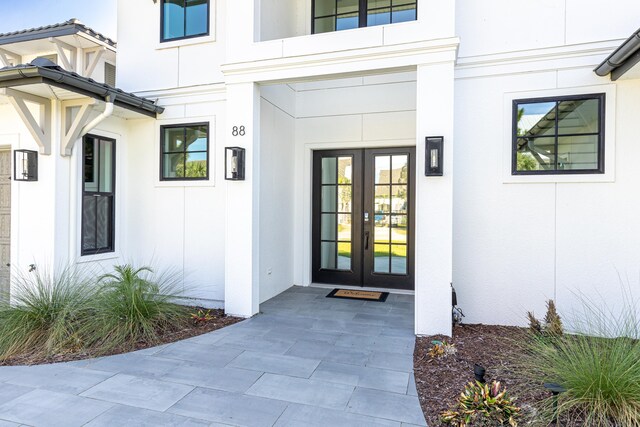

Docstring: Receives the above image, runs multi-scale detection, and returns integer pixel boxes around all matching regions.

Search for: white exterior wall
[116,0,226,91]
[258,85,296,303]
[0,100,132,282]
[453,0,640,326]
[124,91,227,304]
[1,0,633,333]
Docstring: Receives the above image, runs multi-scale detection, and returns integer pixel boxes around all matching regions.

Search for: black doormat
[326,288,389,302]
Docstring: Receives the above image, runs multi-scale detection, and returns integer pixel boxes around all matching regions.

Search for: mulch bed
[0,308,242,366]
[414,324,549,426]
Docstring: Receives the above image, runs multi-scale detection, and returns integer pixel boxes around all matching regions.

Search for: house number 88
[232,126,246,137]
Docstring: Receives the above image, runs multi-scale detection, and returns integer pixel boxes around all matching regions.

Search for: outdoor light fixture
[225,147,245,181]
[425,136,444,176]
[13,149,37,181]
[474,364,486,383]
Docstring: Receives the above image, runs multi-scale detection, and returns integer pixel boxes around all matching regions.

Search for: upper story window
[513,94,605,175]
[161,0,209,42]
[161,123,209,181]
[312,0,417,34]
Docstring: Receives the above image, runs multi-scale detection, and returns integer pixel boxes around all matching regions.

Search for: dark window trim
[81,134,116,256]
[160,122,210,181]
[160,0,210,43]
[311,0,418,34]
[511,93,606,176]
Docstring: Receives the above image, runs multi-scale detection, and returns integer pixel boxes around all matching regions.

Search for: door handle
[364,231,370,250]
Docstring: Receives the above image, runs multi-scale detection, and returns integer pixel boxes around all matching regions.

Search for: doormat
[326,288,389,302]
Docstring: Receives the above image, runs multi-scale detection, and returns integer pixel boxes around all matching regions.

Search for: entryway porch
[0,286,426,426]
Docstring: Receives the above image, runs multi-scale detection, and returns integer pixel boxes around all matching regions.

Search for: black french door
[312,147,415,290]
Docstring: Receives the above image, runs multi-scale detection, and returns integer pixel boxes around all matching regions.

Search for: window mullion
[554,102,559,171]
[360,0,367,27]
[183,0,188,37]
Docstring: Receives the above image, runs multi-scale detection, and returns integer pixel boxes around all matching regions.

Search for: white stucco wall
[258,84,296,303]
[116,0,226,92]
[124,91,227,304]
[453,1,640,326]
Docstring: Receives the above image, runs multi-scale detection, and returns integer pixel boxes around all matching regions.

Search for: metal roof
[594,27,640,80]
[0,58,163,117]
[0,19,116,48]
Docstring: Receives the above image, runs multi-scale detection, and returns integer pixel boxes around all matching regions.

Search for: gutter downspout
[79,94,115,137]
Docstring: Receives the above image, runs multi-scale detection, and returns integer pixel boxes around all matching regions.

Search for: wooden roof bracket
[48,37,77,72]
[0,47,21,68]
[0,88,51,155]
[61,98,96,156]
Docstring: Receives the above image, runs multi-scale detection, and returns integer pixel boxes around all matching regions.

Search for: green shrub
[0,267,95,360]
[527,299,563,337]
[83,265,190,353]
[441,380,520,426]
[520,293,640,426]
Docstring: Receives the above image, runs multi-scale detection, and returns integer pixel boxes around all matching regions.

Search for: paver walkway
[0,286,425,426]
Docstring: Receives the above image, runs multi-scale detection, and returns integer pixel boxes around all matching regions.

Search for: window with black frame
[313,0,417,34]
[513,94,605,175]
[161,123,209,180]
[162,0,209,42]
[82,135,115,255]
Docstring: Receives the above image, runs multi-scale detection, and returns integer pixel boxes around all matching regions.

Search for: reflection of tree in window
[161,124,208,180]
[514,96,602,173]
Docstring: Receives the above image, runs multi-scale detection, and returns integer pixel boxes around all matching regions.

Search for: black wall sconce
[225,147,245,181]
[14,149,38,181]
[425,136,444,176]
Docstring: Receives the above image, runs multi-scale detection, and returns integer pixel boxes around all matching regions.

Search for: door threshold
[309,283,414,295]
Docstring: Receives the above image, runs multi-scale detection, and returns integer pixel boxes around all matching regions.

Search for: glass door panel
[363,148,415,289]
[312,148,413,289]
[313,150,363,286]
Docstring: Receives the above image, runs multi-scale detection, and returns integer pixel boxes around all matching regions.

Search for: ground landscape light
[425,136,444,176]
[13,149,38,182]
[225,147,245,181]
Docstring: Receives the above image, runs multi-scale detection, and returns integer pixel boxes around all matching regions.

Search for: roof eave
[0,22,117,49]
[594,28,640,79]
[0,66,163,118]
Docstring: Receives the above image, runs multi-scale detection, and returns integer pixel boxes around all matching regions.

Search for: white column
[224,82,261,317]
[415,62,455,336]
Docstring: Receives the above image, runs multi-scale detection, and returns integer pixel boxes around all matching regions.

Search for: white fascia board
[221,38,460,84]
[134,83,226,101]
[455,40,623,80]
[76,32,117,53]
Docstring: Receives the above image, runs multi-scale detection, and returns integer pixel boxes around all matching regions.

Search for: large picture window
[82,135,115,255]
[161,0,209,42]
[312,0,417,34]
[513,94,605,175]
[161,123,209,180]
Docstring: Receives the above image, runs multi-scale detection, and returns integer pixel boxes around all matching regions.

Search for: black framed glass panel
[320,156,354,271]
[372,154,408,275]
[162,0,209,42]
[82,135,115,255]
[513,94,605,174]
[313,0,417,34]
[160,123,209,180]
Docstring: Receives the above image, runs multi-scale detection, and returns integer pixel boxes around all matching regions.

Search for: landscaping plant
[428,340,457,359]
[190,308,214,324]
[441,380,520,426]
[527,299,563,337]
[83,265,190,353]
[0,267,95,360]
[519,292,640,426]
